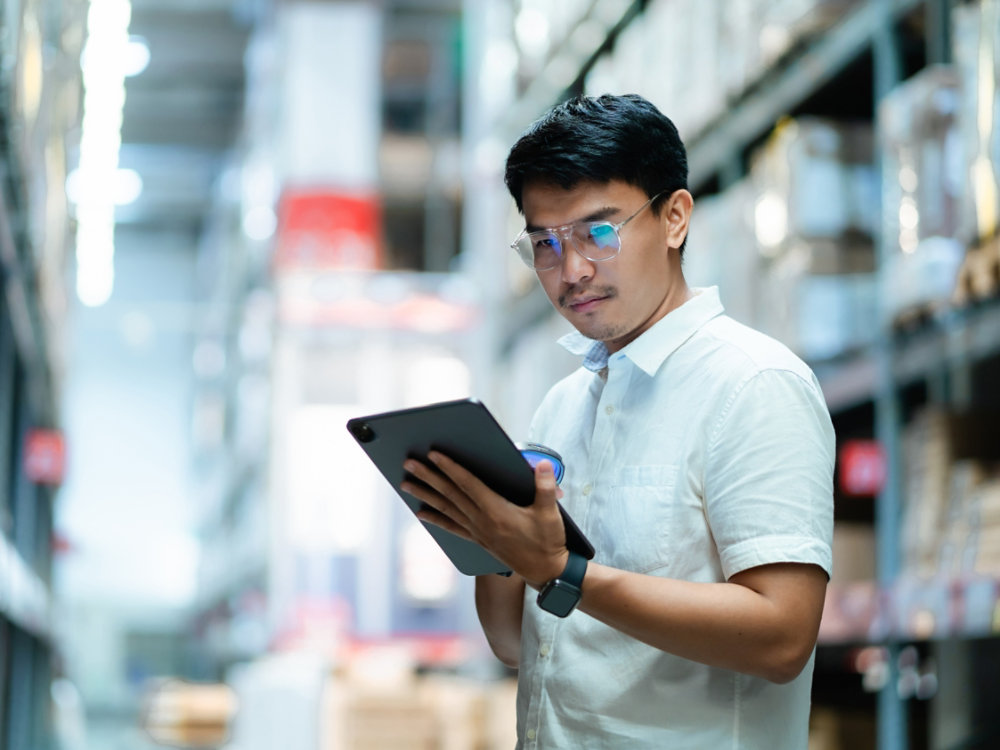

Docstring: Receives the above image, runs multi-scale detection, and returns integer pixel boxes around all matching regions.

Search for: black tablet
[347,398,594,576]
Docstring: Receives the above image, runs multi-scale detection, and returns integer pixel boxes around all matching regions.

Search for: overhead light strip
[75,0,132,307]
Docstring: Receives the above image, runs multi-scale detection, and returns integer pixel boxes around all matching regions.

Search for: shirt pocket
[603,464,678,574]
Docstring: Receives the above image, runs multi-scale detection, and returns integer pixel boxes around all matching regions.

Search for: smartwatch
[536,551,587,617]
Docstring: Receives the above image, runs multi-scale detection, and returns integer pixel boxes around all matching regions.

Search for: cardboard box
[952,1,1000,246]
[831,523,876,584]
[879,66,965,319]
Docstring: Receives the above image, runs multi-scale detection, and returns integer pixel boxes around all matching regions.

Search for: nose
[558,233,595,284]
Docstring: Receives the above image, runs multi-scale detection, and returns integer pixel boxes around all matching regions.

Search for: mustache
[559,285,617,308]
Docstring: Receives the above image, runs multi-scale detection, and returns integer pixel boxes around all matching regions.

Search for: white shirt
[516,287,835,750]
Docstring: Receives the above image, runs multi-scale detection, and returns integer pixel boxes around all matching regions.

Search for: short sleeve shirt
[516,287,835,749]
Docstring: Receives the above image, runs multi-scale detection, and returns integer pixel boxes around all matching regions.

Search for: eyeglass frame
[510,190,668,271]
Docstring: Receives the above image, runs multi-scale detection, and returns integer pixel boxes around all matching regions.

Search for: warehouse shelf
[685,0,922,190]
[815,298,1000,413]
[494,0,997,747]
[0,532,51,641]
[0,162,55,423]
[820,575,1000,645]
[816,350,882,414]
[500,0,929,355]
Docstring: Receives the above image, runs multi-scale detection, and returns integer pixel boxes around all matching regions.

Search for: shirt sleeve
[704,367,835,579]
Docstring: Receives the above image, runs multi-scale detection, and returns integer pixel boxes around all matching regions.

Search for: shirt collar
[558,286,725,376]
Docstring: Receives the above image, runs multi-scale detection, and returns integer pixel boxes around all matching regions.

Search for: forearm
[577,562,827,684]
[475,574,526,668]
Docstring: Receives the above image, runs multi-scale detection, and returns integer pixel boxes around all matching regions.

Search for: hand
[400,452,569,588]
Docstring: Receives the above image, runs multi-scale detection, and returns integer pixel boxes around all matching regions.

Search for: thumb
[533,459,560,506]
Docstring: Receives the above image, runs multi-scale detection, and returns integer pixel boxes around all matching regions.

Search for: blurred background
[1,0,1000,748]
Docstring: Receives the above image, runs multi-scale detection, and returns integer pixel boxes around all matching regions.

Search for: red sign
[839,440,886,497]
[275,190,382,271]
[23,429,66,485]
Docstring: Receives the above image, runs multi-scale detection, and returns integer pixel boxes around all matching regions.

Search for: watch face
[538,580,581,617]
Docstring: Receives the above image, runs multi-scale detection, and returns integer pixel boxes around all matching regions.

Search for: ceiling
[115,0,258,237]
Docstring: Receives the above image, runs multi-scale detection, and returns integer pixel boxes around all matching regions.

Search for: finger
[415,505,475,542]
[403,457,459,499]
[426,451,494,513]
[533,459,560,507]
[400,473,470,528]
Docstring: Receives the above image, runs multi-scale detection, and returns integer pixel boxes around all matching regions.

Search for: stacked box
[752,119,852,245]
[622,0,727,138]
[343,693,438,750]
[830,523,876,584]
[757,260,878,361]
[589,1,862,141]
[879,66,966,321]
[962,478,1000,576]
[951,1,1000,305]
[953,1,1000,247]
[936,460,988,576]
[748,118,879,360]
[954,234,1000,304]
[899,409,1000,580]
[684,179,759,325]
[899,409,953,578]
[809,706,877,750]
[482,679,518,750]
[323,664,517,750]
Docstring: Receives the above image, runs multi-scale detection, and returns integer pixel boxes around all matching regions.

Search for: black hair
[504,94,689,222]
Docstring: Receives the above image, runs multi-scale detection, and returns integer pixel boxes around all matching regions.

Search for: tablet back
[347,398,593,576]
[347,399,534,575]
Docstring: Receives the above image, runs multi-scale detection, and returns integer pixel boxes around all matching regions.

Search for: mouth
[564,293,610,313]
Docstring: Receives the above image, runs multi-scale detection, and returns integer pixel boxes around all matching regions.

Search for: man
[401,94,834,748]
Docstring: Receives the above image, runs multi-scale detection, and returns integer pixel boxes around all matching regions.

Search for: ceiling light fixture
[74,0,132,308]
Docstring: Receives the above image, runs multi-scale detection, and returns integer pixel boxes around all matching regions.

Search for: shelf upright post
[924,0,952,67]
[873,2,907,750]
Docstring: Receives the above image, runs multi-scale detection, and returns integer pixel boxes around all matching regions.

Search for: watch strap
[536,551,588,617]
[556,550,587,589]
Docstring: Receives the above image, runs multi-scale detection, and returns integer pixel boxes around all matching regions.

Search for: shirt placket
[578,355,627,533]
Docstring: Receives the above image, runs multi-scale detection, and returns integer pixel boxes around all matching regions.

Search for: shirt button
[605,405,614,415]
[539,644,550,657]
[582,483,592,496]
[527,729,537,740]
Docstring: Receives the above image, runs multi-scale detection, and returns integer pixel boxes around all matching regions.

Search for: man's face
[522,179,690,353]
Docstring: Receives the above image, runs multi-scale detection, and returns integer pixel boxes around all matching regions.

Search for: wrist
[528,550,570,591]
[536,551,587,618]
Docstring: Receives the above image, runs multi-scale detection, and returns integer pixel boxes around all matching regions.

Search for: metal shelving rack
[0,130,59,750]
[499,1,997,748]
[0,1,77,747]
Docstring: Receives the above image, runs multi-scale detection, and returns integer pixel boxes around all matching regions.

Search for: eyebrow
[524,205,620,233]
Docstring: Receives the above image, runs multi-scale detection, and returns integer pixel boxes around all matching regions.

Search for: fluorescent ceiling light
[66,167,143,206]
[75,0,132,308]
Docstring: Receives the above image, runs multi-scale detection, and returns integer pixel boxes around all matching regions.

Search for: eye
[531,233,559,251]
[588,223,618,249]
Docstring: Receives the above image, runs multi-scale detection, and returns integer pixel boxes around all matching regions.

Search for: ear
[662,189,693,251]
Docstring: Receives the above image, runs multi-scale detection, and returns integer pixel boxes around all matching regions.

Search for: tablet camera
[350,421,376,443]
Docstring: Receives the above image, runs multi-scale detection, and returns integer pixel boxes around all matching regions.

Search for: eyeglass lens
[518,222,619,269]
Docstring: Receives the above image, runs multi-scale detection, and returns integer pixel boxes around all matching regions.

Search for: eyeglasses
[510,191,666,271]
